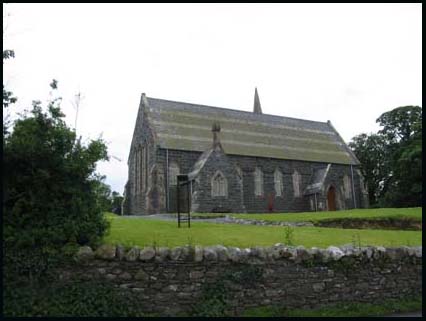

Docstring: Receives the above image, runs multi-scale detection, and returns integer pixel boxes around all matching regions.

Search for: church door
[327,186,336,211]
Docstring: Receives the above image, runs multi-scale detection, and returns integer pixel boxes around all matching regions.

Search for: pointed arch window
[133,151,137,194]
[274,168,283,197]
[292,170,302,198]
[136,147,140,192]
[254,167,264,196]
[169,162,180,186]
[144,143,149,189]
[141,146,145,191]
[236,166,243,183]
[343,174,352,199]
[212,170,228,197]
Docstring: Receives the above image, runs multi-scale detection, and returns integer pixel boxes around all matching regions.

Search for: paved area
[121,214,228,223]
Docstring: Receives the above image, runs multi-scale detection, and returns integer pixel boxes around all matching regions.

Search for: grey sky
[3,3,422,194]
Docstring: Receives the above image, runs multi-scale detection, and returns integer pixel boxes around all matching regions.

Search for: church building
[122,89,369,215]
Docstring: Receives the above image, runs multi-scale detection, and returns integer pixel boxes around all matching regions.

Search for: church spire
[253,87,262,114]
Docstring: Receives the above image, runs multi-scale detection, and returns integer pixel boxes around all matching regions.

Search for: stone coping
[75,244,422,264]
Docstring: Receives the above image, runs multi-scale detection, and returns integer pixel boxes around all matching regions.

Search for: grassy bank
[103,213,421,248]
[241,296,422,317]
[227,207,422,223]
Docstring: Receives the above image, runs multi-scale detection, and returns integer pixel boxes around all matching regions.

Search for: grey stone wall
[123,112,159,215]
[71,244,422,316]
[191,149,245,213]
[126,144,368,214]
[154,148,367,214]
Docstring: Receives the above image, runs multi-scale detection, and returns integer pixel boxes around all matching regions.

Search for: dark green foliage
[377,106,422,207]
[349,133,389,204]
[3,49,17,136]
[3,81,109,280]
[3,280,147,317]
[376,106,422,144]
[349,106,422,207]
[111,191,124,214]
[92,175,113,212]
[241,296,422,317]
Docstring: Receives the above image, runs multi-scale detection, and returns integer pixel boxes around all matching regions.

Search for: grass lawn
[103,213,422,249]
[226,207,422,223]
[241,296,422,317]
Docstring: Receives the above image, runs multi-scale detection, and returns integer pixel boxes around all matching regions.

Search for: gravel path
[120,214,313,226]
[121,214,228,223]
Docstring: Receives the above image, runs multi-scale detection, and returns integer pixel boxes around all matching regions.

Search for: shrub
[3,280,147,317]
[3,81,109,280]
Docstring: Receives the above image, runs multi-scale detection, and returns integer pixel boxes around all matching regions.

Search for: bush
[3,280,147,317]
[3,82,109,280]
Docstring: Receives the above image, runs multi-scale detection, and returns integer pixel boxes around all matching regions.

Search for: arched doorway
[327,186,336,211]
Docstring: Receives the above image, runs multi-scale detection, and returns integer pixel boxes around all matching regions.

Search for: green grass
[241,296,422,317]
[227,207,422,223]
[103,213,422,248]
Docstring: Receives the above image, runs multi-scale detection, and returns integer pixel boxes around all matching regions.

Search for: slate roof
[143,95,360,165]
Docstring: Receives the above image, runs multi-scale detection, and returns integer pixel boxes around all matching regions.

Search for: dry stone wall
[68,244,422,316]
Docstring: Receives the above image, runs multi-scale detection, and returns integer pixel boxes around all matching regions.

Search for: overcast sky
[3,3,422,194]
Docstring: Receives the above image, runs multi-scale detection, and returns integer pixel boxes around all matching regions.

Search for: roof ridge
[146,96,329,126]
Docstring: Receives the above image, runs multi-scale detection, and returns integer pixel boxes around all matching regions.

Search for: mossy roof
[145,97,360,165]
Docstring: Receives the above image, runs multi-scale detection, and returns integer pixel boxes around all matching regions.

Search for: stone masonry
[69,244,422,316]
[123,92,369,215]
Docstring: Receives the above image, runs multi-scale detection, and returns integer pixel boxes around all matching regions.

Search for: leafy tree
[3,80,110,280]
[111,191,124,215]
[92,175,113,212]
[3,49,17,136]
[377,106,422,207]
[349,106,422,207]
[348,133,390,205]
[376,106,422,144]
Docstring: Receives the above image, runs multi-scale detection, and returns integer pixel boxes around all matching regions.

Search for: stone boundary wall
[221,216,421,230]
[68,244,423,316]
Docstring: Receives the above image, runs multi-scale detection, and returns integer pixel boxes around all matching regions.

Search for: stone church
[122,89,369,215]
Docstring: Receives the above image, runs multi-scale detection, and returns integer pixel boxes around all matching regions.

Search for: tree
[348,133,390,205]
[376,106,422,144]
[3,49,17,136]
[92,175,113,212]
[111,191,124,215]
[376,106,422,207]
[349,105,422,208]
[3,80,110,279]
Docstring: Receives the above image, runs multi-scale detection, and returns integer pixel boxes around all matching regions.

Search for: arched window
[274,168,283,197]
[235,166,243,182]
[168,162,180,186]
[343,175,352,199]
[138,147,145,191]
[145,143,149,189]
[133,151,137,194]
[254,167,263,196]
[136,148,140,192]
[141,146,145,191]
[292,170,302,198]
[211,171,228,197]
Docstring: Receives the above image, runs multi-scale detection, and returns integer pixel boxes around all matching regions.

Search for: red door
[327,186,336,211]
